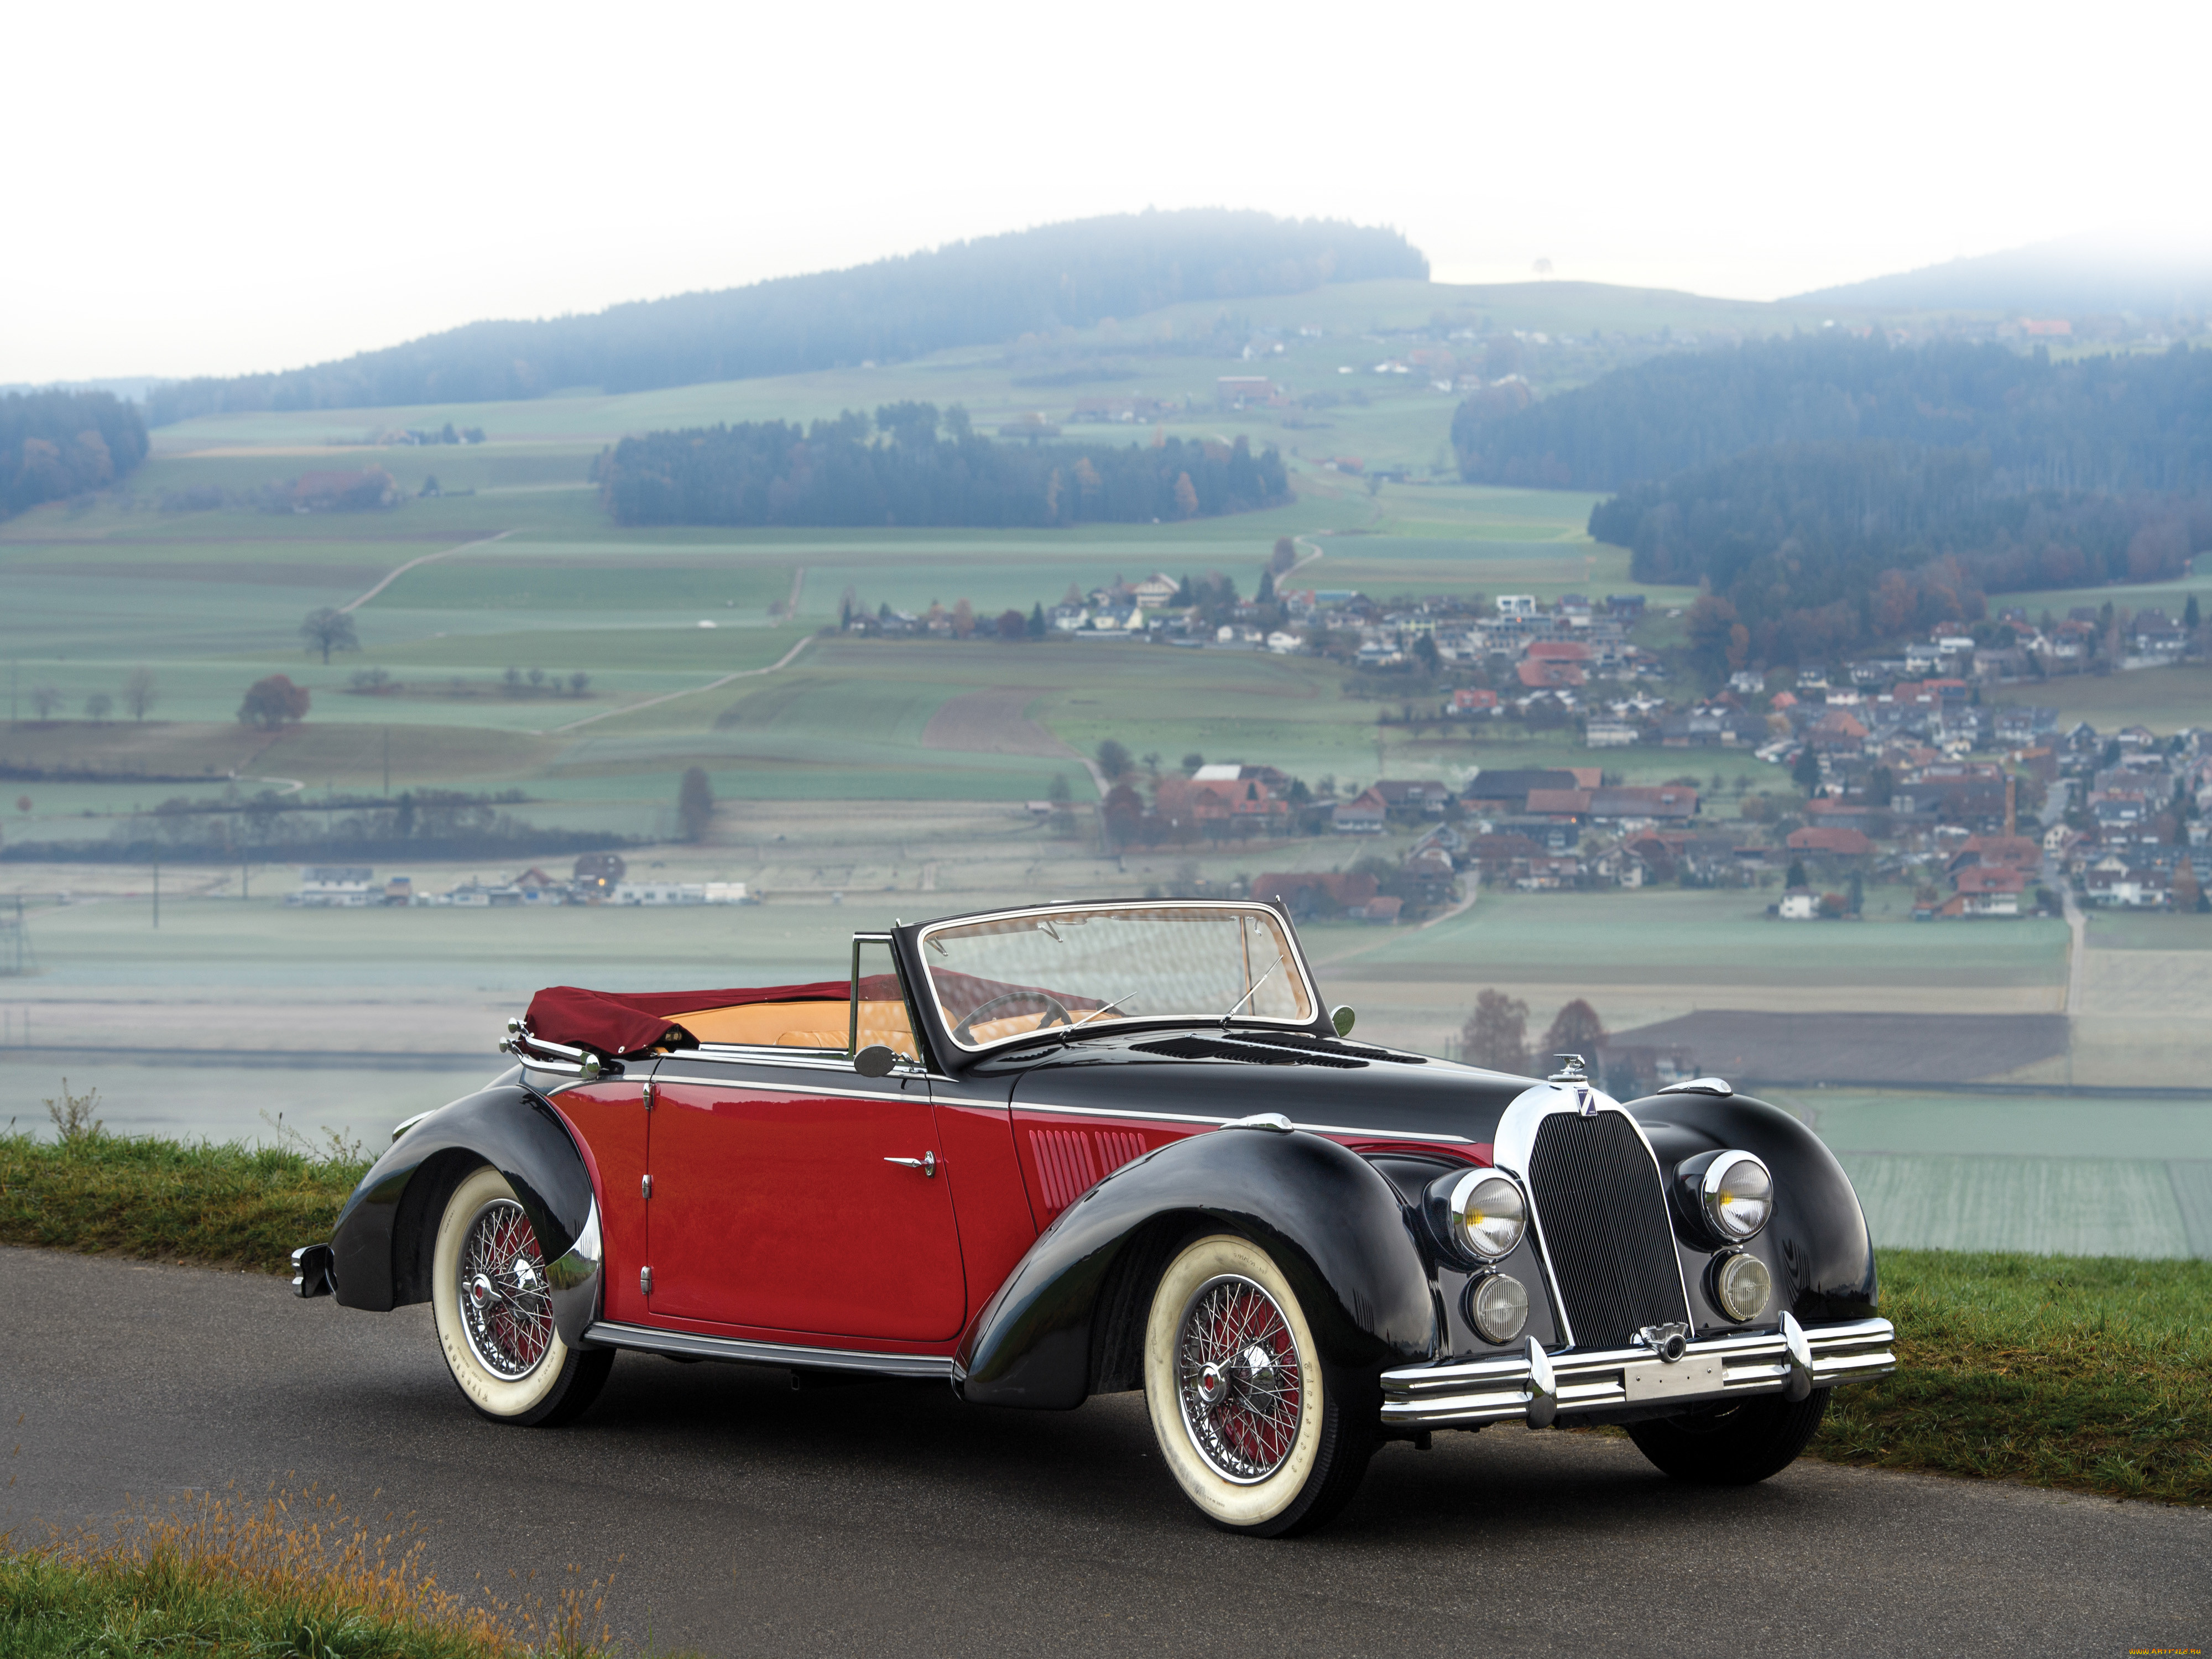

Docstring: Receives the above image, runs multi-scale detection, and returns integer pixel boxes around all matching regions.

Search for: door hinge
[641,1173,653,1200]
[642,1079,655,1110]
[640,1265,653,1295]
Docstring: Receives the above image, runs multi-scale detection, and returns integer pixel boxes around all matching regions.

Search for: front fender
[328,1079,602,1343]
[955,1127,1436,1410]
[1626,1090,1878,1324]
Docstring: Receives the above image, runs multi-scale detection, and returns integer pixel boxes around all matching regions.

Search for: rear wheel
[1626,1386,1828,1485]
[1142,1234,1374,1537]
[430,1166,612,1426]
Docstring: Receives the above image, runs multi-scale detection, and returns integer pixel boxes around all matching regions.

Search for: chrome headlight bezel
[1710,1248,1773,1323]
[1464,1270,1530,1344]
[1700,1151,1773,1243]
[1444,1169,1528,1262]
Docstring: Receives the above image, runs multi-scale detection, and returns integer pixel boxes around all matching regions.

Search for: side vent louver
[1029,1127,1149,1212]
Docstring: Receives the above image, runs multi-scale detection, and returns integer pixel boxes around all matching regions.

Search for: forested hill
[1452,335,2212,492]
[599,403,1290,528]
[1,390,150,520]
[147,210,1427,426]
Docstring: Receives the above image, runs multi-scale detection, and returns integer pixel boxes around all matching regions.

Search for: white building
[286,866,375,907]
[614,881,708,906]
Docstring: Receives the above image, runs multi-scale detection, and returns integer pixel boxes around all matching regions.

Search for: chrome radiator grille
[1526,1112,1689,1349]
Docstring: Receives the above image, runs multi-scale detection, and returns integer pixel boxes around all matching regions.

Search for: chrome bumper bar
[1380,1313,1896,1431]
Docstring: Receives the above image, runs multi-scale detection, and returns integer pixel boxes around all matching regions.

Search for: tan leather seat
[675,998,915,1056]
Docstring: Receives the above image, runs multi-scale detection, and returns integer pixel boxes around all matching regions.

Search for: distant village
[286,854,749,909]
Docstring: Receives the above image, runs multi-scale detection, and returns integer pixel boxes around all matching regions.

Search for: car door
[644,1046,967,1342]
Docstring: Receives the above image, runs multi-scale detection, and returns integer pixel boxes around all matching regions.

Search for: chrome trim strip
[1379,1317,1897,1429]
[1659,1076,1735,1096]
[1010,1097,1477,1144]
[546,1197,603,1347]
[643,1071,928,1104]
[583,1319,957,1378]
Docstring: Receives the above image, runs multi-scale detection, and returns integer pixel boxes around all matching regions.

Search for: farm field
[6,272,2210,1253]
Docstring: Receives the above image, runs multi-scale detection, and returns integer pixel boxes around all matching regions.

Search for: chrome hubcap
[457,1199,554,1380]
[1176,1274,1303,1483]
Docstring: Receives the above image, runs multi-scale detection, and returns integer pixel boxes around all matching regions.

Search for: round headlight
[1467,1272,1529,1343]
[1449,1171,1526,1260]
[1713,1250,1772,1322]
[1702,1151,1772,1241]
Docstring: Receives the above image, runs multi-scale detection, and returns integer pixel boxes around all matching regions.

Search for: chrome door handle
[884,1150,937,1177]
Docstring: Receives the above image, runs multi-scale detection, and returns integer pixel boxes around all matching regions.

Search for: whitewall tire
[1142,1233,1375,1536]
[430,1165,612,1426]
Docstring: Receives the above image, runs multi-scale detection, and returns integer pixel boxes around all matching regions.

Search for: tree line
[1452,334,2212,492]
[1594,441,2211,667]
[599,404,1290,527]
[1,390,150,519]
[145,210,1428,424]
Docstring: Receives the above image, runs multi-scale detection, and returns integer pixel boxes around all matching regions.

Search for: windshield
[919,903,1315,1050]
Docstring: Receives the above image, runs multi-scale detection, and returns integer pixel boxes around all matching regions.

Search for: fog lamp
[1467,1271,1529,1344]
[1702,1152,1773,1241]
[1714,1250,1773,1322]
[1448,1171,1526,1260]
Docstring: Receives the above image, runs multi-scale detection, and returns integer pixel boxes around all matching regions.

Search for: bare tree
[1460,989,1530,1073]
[29,685,61,721]
[84,691,113,722]
[300,607,360,665]
[1542,999,1606,1066]
[122,669,158,720]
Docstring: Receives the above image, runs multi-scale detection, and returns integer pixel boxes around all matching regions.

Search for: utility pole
[153,860,160,930]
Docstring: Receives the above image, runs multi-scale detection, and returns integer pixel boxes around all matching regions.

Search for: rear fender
[328,1081,602,1343]
[955,1127,1436,1410]
[1626,1089,1878,1323]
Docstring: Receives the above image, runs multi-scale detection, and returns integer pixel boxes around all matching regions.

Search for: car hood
[982,1027,1532,1149]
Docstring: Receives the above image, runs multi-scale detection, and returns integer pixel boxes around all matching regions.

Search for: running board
[583,1319,957,1379]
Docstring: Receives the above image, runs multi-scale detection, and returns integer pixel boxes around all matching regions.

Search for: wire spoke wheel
[1175,1274,1304,1483]
[457,1198,554,1380]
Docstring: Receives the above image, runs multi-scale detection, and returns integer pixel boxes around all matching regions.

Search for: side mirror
[1330,1005,1357,1037]
[853,1044,898,1078]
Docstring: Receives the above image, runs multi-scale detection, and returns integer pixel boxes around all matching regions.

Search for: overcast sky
[5,0,2205,383]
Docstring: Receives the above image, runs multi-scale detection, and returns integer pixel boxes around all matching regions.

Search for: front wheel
[1626,1386,1829,1485]
[430,1165,612,1426]
[1142,1234,1375,1537]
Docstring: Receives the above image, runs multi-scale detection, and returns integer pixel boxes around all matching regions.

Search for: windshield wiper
[1073,993,1136,1027]
[1220,958,1282,1026]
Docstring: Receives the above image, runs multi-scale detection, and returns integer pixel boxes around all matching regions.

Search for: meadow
[3,274,2208,1266]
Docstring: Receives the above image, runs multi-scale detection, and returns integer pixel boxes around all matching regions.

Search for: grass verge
[1813,1248,2211,1506]
[0,1099,367,1272]
[0,1484,617,1658]
[4,1123,2206,1506]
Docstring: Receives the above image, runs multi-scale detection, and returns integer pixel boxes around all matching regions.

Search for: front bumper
[1380,1313,1896,1431]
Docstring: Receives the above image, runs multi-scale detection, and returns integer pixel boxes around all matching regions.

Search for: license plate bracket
[1623,1353,1726,1402]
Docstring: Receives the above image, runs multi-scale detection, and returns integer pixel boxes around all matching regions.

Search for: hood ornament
[1548,1054,1597,1113]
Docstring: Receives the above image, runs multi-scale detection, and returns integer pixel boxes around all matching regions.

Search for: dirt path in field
[541,632,818,735]
[340,530,513,613]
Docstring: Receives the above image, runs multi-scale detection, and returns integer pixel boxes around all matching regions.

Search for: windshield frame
[910,899,1325,1056]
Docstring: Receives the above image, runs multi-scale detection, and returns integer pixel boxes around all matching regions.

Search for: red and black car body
[295,900,1895,1535]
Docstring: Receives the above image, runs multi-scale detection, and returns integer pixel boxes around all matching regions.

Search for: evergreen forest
[598,404,1291,528]
[1,389,150,520]
[146,210,1427,425]
[1454,335,2212,665]
[1453,335,2212,492]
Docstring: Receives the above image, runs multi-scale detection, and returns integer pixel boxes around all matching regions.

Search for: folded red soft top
[525,980,851,1058]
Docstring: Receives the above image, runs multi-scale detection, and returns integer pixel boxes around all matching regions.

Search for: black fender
[1626,1090,1878,1324]
[328,1077,601,1342]
[954,1127,1436,1410]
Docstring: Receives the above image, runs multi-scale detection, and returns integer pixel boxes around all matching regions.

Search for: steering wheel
[952,991,1073,1043]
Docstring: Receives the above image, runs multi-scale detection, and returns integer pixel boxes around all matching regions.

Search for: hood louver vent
[1133,1035,1367,1069]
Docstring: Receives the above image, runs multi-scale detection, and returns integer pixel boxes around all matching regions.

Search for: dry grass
[0,1480,625,1657]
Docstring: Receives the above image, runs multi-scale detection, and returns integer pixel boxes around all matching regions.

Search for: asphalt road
[4,1247,2205,1657]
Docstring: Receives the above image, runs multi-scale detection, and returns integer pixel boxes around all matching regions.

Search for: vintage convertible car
[293,900,1894,1535]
